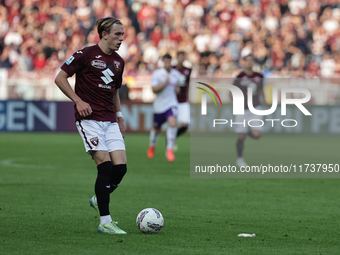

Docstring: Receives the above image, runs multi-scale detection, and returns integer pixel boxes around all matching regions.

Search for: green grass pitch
[0,132,339,254]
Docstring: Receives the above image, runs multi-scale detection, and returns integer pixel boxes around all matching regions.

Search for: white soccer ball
[136,208,164,233]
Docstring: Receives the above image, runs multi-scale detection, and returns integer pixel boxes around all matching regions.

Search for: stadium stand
[1,0,340,78]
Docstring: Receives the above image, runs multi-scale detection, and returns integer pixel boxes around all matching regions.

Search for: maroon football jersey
[61,44,124,122]
[233,71,263,109]
[174,65,192,103]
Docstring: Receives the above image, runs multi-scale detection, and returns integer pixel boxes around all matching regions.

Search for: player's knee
[154,128,161,134]
[238,133,246,140]
[253,135,261,139]
[92,151,111,166]
[181,123,189,128]
[115,158,127,164]
[252,131,262,139]
[168,118,177,127]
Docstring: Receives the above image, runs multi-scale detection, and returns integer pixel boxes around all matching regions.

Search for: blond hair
[96,17,123,39]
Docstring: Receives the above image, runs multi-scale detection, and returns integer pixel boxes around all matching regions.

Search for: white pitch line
[0,158,57,169]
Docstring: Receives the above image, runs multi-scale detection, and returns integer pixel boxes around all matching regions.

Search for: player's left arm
[113,89,126,138]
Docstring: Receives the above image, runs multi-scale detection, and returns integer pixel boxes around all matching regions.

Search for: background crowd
[1,0,340,78]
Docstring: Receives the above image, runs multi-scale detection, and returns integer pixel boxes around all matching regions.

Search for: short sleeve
[116,60,125,89]
[61,49,86,76]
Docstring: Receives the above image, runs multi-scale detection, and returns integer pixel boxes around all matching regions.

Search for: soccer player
[54,17,127,234]
[233,54,265,167]
[147,53,183,162]
[174,51,192,142]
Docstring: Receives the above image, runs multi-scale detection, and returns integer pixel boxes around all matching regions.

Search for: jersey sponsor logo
[240,79,251,86]
[76,51,83,54]
[240,79,258,94]
[179,74,186,87]
[114,60,120,71]
[95,55,102,58]
[98,84,112,89]
[91,60,106,69]
[90,137,99,146]
[101,68,114,84]
[65,56,74,65]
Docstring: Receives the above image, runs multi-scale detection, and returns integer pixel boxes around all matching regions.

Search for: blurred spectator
[253,41,268,70]
[44,52,60,74]
[142,41,159,71]
[16,47,33,71]
[149,25,163,47]
[158,33,176,56]
[0,0,340,78]
[33,51,47,71]
[334,54,340,74]
[320,53,336,77]
[0,46,12,68]
[206,53,219,76]
[226,33,242,63]
[305,60,320,78]
[4,27,23,47]
[0,6,9,38]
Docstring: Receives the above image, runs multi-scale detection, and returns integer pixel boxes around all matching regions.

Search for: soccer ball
[136,208,164,233]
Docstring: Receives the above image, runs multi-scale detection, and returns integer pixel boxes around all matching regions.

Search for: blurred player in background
[174,51,192,149]
[54,17,127,234]
[147,53,182,162]
[233,54,265,167]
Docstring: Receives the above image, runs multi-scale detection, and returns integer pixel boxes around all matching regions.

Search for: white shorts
[234,109,264,133]
[177,102,190,125]
[76,120,125,155]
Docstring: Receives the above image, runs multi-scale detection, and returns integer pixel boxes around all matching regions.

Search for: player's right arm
[54,70,92,117]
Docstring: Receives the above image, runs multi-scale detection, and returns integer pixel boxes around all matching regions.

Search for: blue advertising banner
[0,101,76,132]
[0,100,339,134]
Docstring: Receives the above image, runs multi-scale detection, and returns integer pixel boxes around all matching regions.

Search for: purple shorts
[153,107,178,129]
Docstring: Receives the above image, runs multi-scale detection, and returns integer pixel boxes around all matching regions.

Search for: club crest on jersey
[90,137,99,146]
[114,61,120,71]
[91,60,106,69]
